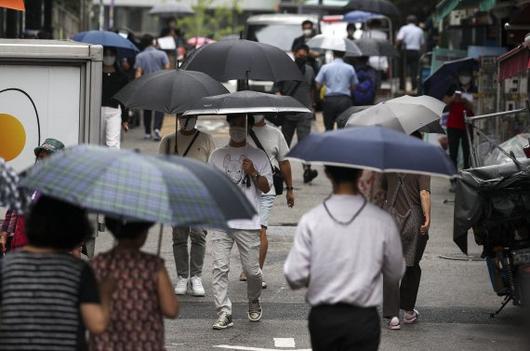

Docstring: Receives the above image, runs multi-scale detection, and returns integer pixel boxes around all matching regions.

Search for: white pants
[211,230,262,316]
[101,106,121,149]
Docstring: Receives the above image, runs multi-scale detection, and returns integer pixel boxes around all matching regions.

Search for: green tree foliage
[177,0,243,40]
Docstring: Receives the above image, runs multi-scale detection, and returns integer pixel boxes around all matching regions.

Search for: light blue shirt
[315,58,359,97]
[134,47,169,74]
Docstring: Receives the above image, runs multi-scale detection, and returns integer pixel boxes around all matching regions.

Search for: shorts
[258,194,276,228]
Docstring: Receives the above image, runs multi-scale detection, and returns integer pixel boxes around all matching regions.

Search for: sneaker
[262,281,267,289]
[153,129,162,141]
[213,312,233,330]
[248,299,263,322]
[144,134,152,140]
[387,316,401,330]
[239,272,247,281]
[403,309,419,324]
[174,275,189,295]
[189,276,205,297]
[303,169,318,184]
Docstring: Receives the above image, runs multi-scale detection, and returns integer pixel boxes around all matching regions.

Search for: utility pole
[99,0,104,30]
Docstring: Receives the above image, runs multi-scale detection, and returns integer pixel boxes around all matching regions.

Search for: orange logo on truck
[0,113,26,161]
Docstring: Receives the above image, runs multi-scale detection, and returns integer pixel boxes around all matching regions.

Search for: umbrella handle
[157,224,164,256]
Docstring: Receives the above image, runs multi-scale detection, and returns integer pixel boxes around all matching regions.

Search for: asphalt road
[93,115,529,351]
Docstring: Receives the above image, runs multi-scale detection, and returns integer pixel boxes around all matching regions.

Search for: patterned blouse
[90,249,165,351]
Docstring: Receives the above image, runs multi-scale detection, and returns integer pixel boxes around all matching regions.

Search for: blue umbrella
[287,126,456,178]
[72,30,139,54]
[344,10,384,23]
[423,57,479,100]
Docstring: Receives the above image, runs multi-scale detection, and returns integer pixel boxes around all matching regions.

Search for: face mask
[303,29,313,37]
[180,117,197,131]
[103,55,116,66]
[229,126,247,143]
[254,115,265,124]
[459,75,471,85]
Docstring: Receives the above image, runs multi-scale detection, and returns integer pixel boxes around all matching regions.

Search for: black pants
[400,50,420,91]
[143,110,164,135]
[323,95,352,131]
[447,127,470,169]
[309,304,380,351]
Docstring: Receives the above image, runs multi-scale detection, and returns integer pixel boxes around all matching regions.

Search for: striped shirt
[0,251,100,351]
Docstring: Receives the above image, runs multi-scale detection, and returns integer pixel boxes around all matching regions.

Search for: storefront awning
[498,45,530,80]
[434,0,496,22]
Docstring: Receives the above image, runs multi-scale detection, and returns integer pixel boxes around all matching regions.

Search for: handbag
[248,130,284,195]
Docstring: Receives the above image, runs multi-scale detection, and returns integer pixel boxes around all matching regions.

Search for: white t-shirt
[209,144,273,230]
[249,124,290,196]
[396,23,425,51]
[159,130,215,163]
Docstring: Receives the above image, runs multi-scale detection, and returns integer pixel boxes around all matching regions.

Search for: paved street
[94,115,528,351]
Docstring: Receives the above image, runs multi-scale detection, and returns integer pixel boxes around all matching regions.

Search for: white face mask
[180,117,197,131]
[229,126,247,143]
[459,75,471,85]
[254,115,265,124]
[303,29,313,37]
[103,55,116,66]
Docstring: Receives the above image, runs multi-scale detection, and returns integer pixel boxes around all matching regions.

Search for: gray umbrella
[183,90,311,116]
[181,39,304,83]
[306,34,363,55]
[149,1,194,18]
[346,95,445,135]
[113,70,229,114]
[352,38,399,57]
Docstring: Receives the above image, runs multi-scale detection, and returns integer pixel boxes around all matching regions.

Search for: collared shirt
[396,23,425,51]
[134,47,169,75]
[315,58,359,97]
[284,194,405,307]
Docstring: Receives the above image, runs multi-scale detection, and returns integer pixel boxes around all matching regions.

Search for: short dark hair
[141,34,154,48]
[325,166,363,184]
[347,23,356,31]
[26,196,92,250]
[302,20,313,27]
[226,114,246,125]
[333,50,345,58]
[105,217,153,240]
[294,44,310,53]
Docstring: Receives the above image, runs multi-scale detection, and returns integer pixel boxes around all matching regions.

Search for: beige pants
[211,229,262,316]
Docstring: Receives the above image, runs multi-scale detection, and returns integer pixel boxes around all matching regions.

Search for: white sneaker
[144,133,152,140]
[403,309,419,324]
[189,276,205,297]
[387,316,401,330]
[153,129,161,141]
[174,275,189,295]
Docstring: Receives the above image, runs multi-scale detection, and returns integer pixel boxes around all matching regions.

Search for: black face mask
[295,57,307,67]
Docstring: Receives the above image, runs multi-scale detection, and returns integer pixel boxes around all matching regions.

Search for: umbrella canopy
[337,105,370,128]
[346,95,445,135]
[183,90,311,116]
[187,36,215,48]
[181,39,304,82]
[0,0,24,11]
[72,30,139,54]
[423,57,479,100]
[149,1,194,17]
[306,34,363,55]
[343,10,384,23]
[352,38,398,57]
[114,70,229,114]
[0,158,29,214]
[342,0,400,17]
[287,126,456,178]
[19,145,255,227]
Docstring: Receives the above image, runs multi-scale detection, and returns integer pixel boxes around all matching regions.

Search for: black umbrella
[182,90,311,116]
[181,39,304,83]
[352,38,399,57]
[113,70,229,114]
[423,57,479,100]
[342,0,400,17]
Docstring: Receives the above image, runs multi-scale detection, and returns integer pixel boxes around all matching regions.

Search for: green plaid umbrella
[0,158,29,214]
[18,145,255,227]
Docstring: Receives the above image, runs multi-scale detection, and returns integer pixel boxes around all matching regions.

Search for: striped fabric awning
[498,45,530,81]
[0,0,25,11]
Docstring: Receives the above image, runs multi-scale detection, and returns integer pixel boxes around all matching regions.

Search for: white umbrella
[346,95,446,134]
[306,34,363,55]
[149,1,194,17]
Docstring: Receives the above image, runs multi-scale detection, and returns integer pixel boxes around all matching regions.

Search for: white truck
[0,39,103,172]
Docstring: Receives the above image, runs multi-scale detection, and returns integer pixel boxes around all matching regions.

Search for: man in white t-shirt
[396,15,425,92]
[245,114,294,289]
[208,114,272,330]
[159,116,215,297]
